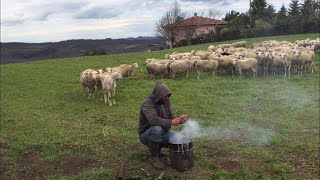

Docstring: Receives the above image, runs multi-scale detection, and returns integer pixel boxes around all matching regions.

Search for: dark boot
[148,140,165,170]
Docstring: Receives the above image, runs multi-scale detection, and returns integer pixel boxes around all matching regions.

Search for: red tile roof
[179,16,227,26]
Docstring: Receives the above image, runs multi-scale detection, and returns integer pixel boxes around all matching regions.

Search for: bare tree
[207,8,223,19]
[155,1,186,49]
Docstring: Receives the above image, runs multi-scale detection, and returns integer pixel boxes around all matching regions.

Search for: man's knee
[149,126,165,142]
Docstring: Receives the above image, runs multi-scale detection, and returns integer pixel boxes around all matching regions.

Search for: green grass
[1,33,319,179]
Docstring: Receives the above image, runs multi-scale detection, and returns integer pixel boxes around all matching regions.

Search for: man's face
[159,95,170,104]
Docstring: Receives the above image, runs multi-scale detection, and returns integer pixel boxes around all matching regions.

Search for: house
[167,13,227,47]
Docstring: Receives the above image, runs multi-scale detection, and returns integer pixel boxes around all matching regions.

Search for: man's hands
[180,115,189,123]
[171,115,189,126]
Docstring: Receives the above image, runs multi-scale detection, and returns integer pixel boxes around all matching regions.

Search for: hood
[151,82,172,103]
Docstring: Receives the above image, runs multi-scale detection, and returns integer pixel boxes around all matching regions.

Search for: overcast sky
[1,0,303,43]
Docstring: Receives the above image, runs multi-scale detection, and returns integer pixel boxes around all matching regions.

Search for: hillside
[0,34,319,179]
[0,37,164,64]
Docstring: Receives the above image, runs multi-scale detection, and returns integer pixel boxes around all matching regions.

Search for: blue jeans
[139,126,183,148]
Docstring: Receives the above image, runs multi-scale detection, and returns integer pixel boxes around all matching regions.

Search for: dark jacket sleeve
[141,100,172,128]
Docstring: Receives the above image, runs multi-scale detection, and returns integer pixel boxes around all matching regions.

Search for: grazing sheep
[119,63,139,77]
[146,62,170,79]
[195,60,219,80]
[208,45,215,52]
[194,51,212,60]
[99,72,123,106]
[216,43,232,49]
[270,52,289,76]
[169,60,194,78]
[231,41,246,48]
[215,55,237,76]
[295,40,305,47]
[146,58,173,64]
[297,50,316,73]
[165,51,194,60]
[257,52,271,76]
[234,58,258,78]
[80,69,100,99]
[111,66,126,76]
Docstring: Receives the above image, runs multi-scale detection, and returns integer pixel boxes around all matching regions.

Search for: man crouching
[138,82,189,169]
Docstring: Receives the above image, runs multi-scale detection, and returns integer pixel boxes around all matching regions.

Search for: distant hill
[0,37,165,64]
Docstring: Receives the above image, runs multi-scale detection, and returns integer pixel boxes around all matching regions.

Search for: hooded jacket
[138,83,175,135]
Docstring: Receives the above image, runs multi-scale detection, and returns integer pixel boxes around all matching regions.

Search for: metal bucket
[169,140,193,171]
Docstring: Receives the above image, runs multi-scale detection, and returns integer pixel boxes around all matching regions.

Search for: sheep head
[111,72,123,80]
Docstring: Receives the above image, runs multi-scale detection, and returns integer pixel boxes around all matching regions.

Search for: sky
[1,0,304,43]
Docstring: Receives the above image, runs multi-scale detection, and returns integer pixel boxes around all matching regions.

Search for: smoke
[175,119,275,146]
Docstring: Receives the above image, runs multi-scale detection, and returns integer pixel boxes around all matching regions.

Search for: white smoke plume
[176,119,275,146]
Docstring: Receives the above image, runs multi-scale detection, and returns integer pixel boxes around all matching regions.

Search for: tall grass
[1,33,319,179]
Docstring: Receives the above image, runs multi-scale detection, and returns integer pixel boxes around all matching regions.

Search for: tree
[155,1,186,49]
[300,0,319,33]
[274,4,289,35]
[206,8,223,19]
[250,0,275,25]
[224,10,240,21]
[288,0,302,33]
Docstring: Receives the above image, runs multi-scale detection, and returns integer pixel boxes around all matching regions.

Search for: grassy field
[1,33,319,179]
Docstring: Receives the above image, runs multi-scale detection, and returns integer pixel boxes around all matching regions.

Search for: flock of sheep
[80,63,139,106]
[80,37,319,106]
[145,38,319,80]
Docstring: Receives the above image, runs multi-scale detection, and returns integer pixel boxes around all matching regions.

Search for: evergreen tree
[288,0,300,16]
[250,0,268,21]
[300,0,319,33]
[274,4,289,35]
[224,10,240,21]
[250,0,275,25]
[288,0,302,33]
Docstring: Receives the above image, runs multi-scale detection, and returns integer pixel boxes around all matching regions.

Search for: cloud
[1,0,304,42]
[75,6,122,19]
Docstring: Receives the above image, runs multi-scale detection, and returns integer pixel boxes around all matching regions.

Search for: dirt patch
[52,154,97,175]
[215,158,241,173]
[4,149,99,179]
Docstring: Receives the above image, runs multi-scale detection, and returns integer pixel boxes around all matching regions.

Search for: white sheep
[231,41,246,48]
[194,51,213,60]
[234,58,258,78]
[270,52,289,76]
[195,60,219,80]
[80,69,100,99]
[208,45,215,52]
[215,55,237,76]
[146,62,170,79]
[119,63,139,77]
[99,72,123,106]
[169,60,194,78]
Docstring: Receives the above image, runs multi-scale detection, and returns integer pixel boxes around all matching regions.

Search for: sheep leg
[238,69,242,77]
[252,68,257,78]
[197,71,200,80]
[112,89,116,105]
[108,90,112,106]
[288,65,291,77]
[308,62,315,73]
[103,90,108,104]
[284,66,287,77]
[88,87,93,99]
